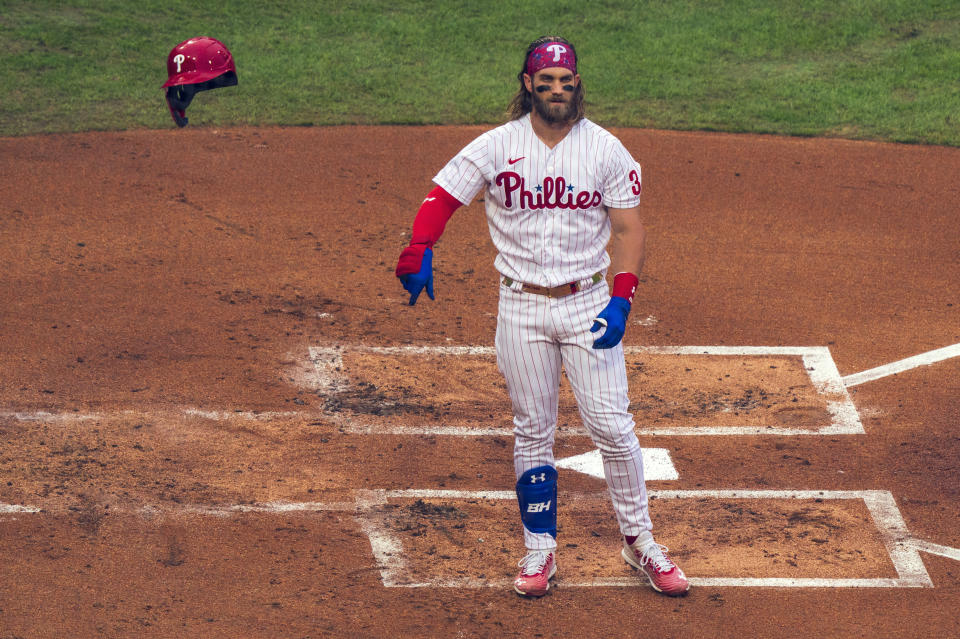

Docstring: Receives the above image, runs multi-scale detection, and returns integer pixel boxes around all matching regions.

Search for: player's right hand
[397,246,434,305]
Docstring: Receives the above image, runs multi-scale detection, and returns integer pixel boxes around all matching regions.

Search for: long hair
[508,35,585,122]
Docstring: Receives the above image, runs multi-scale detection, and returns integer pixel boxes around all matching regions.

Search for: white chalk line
[0,504,42,513]
[334,423,858,437]
[2,490,953,588]
[3,344,952,588]
[8,344,957,431]
[0,344,866,435]
[0,501,361,518]
[0,408,860,436]
[842,343,960,387]
[0,410,100,422]
[908,539,960,561]
[309,345,864,436]
[351,490,414,587]
[382,576,911,589]
[157,500,359,517]
[181,408,303,421]
[0,408,306,424]
[313,345,835,357]
[363,488,935,589]
[0,408,864,436]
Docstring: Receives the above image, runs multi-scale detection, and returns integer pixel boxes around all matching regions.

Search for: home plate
[556,448,679,480]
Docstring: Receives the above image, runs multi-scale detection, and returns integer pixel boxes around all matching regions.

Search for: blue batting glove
[399,247,434,305]
[590,296,631,349]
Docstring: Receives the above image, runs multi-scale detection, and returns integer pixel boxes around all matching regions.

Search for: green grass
[1,0,959,144]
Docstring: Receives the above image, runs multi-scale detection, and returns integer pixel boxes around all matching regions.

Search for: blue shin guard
[516,465,558,539]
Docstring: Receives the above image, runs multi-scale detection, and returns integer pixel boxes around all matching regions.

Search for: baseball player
[395,36,689,597]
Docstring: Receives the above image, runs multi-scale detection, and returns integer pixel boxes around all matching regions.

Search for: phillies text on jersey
[433,114,642,288]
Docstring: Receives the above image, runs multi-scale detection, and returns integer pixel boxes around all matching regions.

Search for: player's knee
[512,427,556,455]
[589,426,641,459]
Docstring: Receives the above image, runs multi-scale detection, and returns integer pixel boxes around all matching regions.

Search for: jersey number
[629,169,641,195]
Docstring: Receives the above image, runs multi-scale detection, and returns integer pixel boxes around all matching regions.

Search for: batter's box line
[0,493,947,587]
[354,488,933,589]
[307,345,864,436]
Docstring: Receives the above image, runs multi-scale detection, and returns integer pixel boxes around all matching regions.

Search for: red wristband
[395,244,429,277]
[611,272,640,304]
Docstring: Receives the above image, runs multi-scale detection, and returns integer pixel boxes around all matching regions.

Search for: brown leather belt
[502,272,603,298]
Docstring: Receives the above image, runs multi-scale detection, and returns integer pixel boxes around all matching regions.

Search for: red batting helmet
[162,37,238,127]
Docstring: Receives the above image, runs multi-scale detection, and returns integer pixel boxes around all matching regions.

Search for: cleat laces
[518,550,551,576]
[638,543,676,573]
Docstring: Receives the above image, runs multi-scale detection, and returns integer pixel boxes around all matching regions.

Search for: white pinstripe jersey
[434,114,642,287]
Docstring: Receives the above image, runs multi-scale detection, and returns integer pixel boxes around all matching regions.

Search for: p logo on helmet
[162,37,238,128]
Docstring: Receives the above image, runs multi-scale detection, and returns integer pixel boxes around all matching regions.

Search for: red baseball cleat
[513,550,556,597]
[622,540,690,596]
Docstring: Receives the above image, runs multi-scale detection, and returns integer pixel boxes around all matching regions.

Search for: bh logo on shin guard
[527,501,552,513]
[516,465,558,538]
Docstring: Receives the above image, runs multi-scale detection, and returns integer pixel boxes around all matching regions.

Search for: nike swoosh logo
[508,157,525,165]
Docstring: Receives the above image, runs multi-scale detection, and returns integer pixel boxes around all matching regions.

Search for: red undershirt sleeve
[409,185,464,247]
[395,186,465,277]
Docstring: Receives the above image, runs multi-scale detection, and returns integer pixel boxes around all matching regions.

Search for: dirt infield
[1,125,958,638]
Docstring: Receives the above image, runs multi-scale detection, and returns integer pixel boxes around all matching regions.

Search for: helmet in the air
[162,37,238,127]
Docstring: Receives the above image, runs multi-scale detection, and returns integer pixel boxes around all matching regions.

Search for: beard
[531,89,576,123]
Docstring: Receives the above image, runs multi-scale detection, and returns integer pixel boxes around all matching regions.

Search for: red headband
[525,41,577,76]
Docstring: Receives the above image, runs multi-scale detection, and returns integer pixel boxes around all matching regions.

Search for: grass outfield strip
[1,0,958,144]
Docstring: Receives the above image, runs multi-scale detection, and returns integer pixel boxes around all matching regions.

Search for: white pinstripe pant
[495,280,653,551]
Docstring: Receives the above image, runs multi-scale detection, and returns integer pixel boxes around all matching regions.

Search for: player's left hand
[397,246,434,305]
[590,296,631,349]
